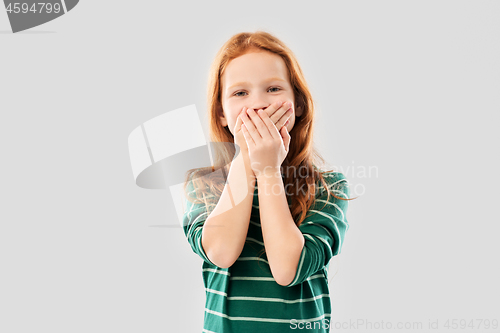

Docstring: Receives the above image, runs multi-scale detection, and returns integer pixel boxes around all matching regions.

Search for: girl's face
[219,49,302,135]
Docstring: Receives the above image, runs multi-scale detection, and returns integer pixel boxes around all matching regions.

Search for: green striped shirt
[182,171,350,333]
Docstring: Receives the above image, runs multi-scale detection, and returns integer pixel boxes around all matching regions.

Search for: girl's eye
[234,87,281,96]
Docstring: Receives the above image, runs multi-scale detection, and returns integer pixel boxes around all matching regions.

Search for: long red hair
[184,30,355,228]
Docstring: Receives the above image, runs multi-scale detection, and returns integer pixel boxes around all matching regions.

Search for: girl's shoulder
[184,168,212,198]
[316,168,348,183]
[320,170,346,180]
[315,170,350,197]
[313,164,346,180]
[323,171,347,183]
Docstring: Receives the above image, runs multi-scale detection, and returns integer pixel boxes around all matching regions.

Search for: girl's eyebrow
[228,77,286,90]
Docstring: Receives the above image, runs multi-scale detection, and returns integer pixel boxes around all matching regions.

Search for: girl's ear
[296,105,303,117]
[217,103,228,127]
[294,96,305,117]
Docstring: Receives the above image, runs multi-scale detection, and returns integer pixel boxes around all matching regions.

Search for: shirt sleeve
[181,175,217,266]
[286,172,350,287]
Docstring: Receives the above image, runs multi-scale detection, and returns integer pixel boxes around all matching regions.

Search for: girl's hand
[233,109,250,156]
[239,101,293,178]
[233,102,292,174]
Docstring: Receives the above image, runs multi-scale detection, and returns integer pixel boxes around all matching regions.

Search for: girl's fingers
[268,101,292,125]
[240,109,260,142]
[240,123,255,148]
[267,100,284,119]
[276,108,292,130]
[258,109,282,140]
[260,102,292,133]
[235,107,245,131]
[244,108,270,141]
[240,101,293,142]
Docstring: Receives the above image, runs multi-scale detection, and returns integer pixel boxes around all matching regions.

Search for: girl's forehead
[228,50,283,69]
[222,51,289,83]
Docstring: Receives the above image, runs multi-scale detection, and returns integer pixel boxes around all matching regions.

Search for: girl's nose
[248,92,273,111]
[248,102,271,112]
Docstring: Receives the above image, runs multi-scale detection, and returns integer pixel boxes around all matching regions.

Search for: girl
[182,31,354,333]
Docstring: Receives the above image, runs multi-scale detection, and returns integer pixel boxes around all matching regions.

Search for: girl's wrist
[234,147,254,176]
[255,167,281,181]
[242,154,256,179]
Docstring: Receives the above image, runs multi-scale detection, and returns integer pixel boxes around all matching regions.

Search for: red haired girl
[182,31,354,333]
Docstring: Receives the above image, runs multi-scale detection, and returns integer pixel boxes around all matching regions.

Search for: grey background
[1,1,499,332]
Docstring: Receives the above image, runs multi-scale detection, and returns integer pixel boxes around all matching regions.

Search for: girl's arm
[257,170,304,286]
[259,171,350,287]
[200,149,256,268]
